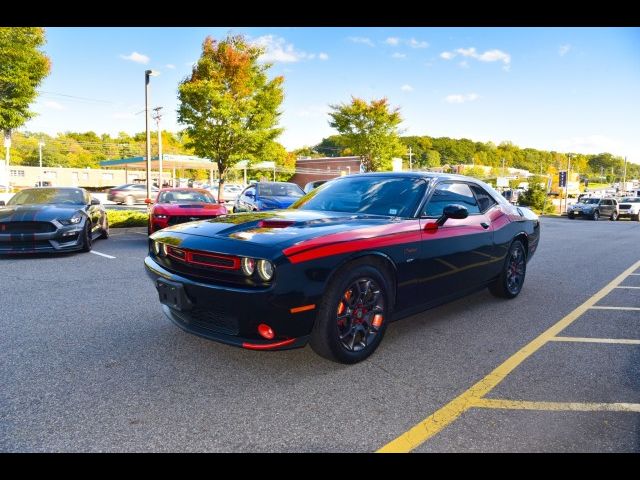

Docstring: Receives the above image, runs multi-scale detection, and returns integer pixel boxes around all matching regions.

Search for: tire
[100,217,109,239]
[310,262,391,364]
[125,195,135,206]
[610,211,618,221]
[488,240,526,299]
[592,210,599,221]
[635,214,640,222]
[568,213,575,219]
[80,222,92,252]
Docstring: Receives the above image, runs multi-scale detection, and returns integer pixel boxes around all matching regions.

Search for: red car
[148,188,228,234]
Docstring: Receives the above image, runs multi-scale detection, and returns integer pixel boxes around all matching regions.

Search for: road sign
[559,171,567,187]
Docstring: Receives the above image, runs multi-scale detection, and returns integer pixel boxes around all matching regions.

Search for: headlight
[256,259,274,281]
[241,257,255,276]
[58,213,83,225]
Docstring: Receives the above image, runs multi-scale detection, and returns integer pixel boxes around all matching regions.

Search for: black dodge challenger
[146,173,540,363]
[0,187,109,254]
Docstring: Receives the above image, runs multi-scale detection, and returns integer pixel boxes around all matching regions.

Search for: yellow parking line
[474,398,640,413]
[377,258,640,453]
[590,306,640,311]
[550,336,640,345]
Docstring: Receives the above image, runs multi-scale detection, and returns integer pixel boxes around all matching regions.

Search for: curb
[110,226,148,234]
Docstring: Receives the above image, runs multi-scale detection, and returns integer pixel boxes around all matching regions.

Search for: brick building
[288,156,362,188]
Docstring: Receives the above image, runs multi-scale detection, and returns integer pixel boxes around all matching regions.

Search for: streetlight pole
[38,140,44,187]
[565,153,572,214]
[622,156,627,194]
[144,69,159,202]
[4,130,10,193]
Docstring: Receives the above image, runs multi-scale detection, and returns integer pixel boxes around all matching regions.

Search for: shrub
[106,210,148,228]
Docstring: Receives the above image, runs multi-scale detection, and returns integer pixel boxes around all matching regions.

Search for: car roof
[158,187,212,194]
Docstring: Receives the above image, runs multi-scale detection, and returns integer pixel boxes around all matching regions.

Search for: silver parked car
[568,197,619,221]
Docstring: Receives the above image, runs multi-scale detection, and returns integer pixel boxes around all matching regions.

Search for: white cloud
[165,64,176,69]
[385,37,400,46]
[348,36,374,47]
[444,93,479,104]
[120,51,150,64]
[401,84,414,92]
[392,52,407,59]
[408,38,429,49]
[559,44,572,56]
[440,47,511,65]
[43,100,64,110]
[254,35,325,63]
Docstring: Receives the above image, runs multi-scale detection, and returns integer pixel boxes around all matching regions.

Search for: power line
[39,91,116,104]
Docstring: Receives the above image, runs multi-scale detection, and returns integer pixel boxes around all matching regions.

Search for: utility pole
[153,106,163,188]
[622,156,627,194]
[407,146,413,171]
[38,140,44,187]
[4,130,11,193]
[565,153,572,214]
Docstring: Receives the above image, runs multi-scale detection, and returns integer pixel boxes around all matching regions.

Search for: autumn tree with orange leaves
[178,35,284,199]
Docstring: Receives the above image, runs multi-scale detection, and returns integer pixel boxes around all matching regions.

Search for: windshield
[158,190,217,204]
[580,198,600,204]
[8,188,85,205]
[621,197,640,203]
[292,176,428,217]
[257,183,304,197]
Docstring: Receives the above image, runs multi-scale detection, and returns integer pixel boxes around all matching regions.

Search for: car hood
[257,196,300,208]
[153,203,227,216]
[0,204,83,222]
[150,209,410,248]
[571,202,596,208]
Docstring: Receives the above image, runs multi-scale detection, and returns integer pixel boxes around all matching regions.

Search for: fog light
[257,323,275,340]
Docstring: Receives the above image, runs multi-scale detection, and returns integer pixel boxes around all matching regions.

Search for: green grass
[107,210,148,228]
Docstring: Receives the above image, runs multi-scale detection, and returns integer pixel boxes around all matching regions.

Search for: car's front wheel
[592,210,599,221]
[80,222,92,252]
[610,211,618,221]
[310,263,390,364]
[489,240,526,299]
[100,217,109,239]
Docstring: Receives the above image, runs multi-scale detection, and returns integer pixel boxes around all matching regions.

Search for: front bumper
[0,222,85,254]
[144,255,312,350]
[618,210,639,218]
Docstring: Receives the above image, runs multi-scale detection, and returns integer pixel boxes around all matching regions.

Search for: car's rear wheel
[125,195,135,206]
[592,210,599,221]
[489,240,526,299]
[610,211,618,221]
[80,222,92,252]
[310,263,390,364]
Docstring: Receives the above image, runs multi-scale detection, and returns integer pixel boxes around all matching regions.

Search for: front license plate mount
[156,278,193,311]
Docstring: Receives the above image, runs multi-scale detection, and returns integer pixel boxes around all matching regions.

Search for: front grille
[187,306,240,335]
[166,246,240,271]
[167,216,214,226]
[0,240,51,250]
[619,205,631,210]
[0,221,56,233]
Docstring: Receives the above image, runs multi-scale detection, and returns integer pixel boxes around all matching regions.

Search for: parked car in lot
[233,181,305,212]
[617,197,640,221]
[146,172,540,363]
[0,187,108,254]
[303,180,328,193]
[567,197,619,220]
[208,184,243,203]
[108,183,159,205]
[148,188,228,234]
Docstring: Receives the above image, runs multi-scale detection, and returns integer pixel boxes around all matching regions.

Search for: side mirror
[436,204,468,226]
[245,192,254,198]
[91,198,100,205]
[144,198,154,205]
[0,200,5,206]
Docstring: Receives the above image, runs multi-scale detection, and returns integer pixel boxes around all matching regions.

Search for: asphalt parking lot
[1,217,638,452]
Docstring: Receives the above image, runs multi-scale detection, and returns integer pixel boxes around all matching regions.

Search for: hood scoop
[179,204,205,209]
[257,220,295,229]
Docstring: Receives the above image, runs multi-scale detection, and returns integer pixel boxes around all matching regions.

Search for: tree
[328,97,404,171]
[518,175,550,213]
[0,28,51,145]
[178,35,284,201]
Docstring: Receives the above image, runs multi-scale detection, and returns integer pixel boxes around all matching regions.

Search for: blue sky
[25,27,640,163]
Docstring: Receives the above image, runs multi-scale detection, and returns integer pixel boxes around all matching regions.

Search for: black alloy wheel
[81,222,92,252]
[489,240,526,299]
[310,262,390,363]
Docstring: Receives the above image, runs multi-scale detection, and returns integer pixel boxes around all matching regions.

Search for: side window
[423,182,480,217]
[242,187,255,200]
[84,191,91,205]
[470,185,497,212]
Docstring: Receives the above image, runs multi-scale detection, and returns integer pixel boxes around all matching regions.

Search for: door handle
[480,222,490,229]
